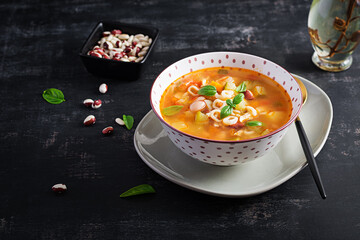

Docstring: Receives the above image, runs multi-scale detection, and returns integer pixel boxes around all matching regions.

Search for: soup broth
[160,67,292,141]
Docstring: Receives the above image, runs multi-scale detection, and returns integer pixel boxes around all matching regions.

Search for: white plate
[134,75,333,197]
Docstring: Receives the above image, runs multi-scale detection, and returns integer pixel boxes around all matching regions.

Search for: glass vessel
[308,0,360,72]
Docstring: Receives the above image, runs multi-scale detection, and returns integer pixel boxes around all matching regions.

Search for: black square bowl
[79,21,159,80]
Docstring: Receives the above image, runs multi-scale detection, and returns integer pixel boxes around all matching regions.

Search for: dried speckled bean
[87,29,153,62]
[135,34,144,38]
[135,56,144,62]
[138,51,147,57]
[118,34,129,40]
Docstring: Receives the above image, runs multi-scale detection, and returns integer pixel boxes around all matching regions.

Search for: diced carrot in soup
[210,81,223,92]
[160,67,292,141]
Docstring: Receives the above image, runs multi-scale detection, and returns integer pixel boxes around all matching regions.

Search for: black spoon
[294,75,327,199]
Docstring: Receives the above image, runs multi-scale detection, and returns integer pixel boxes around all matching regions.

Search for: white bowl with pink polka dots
[150,52,302,166]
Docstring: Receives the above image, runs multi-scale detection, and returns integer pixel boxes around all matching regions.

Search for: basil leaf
[123,115,134,130]
[226,99,233,107]
[42,88,65,104]
[236,82,246,93]
[220,105,233,119]
[162,105,183,116]
[218,69,228,74]
[246,121,264,126]
[198,85,217,96]
[120,184,155,198]
[233,93,244,105]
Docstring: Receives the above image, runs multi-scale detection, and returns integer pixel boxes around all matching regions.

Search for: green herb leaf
[123,115,134,130]
[120,184,156,198]
[220,105,233,119]
[226,99,233,107]
[233,93,244,105]
[218,69,228,75]
[246,121,264,127]
[198,85,217,96]
[236,82,246,93]
[42,88,65,104]
[162,105,183,116]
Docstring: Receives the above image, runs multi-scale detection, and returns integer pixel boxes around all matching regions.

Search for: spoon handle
[295,117,327,199]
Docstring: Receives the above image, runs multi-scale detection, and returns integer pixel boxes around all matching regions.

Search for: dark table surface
[1,0,360,239]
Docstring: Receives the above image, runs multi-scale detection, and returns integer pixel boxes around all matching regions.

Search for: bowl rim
[79,20,159,65]
[150,51,303,143]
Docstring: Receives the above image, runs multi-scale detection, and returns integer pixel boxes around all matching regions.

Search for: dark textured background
[1,0,359,239]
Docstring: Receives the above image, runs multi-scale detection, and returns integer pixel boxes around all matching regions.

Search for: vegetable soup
[160,67,292,141]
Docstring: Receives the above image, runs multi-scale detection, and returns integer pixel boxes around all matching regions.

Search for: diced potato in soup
[160,67,292,141]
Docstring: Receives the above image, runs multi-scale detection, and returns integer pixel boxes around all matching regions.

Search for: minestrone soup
[160,67,292,141]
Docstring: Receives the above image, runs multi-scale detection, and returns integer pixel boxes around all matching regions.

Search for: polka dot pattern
[162,120,286,166]
[151,52,302,166]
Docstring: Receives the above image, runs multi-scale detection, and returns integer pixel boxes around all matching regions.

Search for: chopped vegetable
[235,100,246,111]
[267,111,286,121]
[261,129,271,136]
[253,86,266,96]
[162,105,183,116]
[210,81,223,92]
[195,111,208,123]
[235,82,246,93]
[176,94,190,105]
[224,82,236,91]
[174,92,184,99]
[243,80,252,90]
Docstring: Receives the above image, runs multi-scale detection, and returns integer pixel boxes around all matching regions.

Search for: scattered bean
[52,183,67,194]
[102,126,114,135]
[84,115,96,126]
[83,99,94,107]
[99,83,108,94]
[92,99,102,109]
[115,117,125,126]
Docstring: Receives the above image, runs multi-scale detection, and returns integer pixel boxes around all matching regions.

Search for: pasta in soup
[160,67,292,141]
